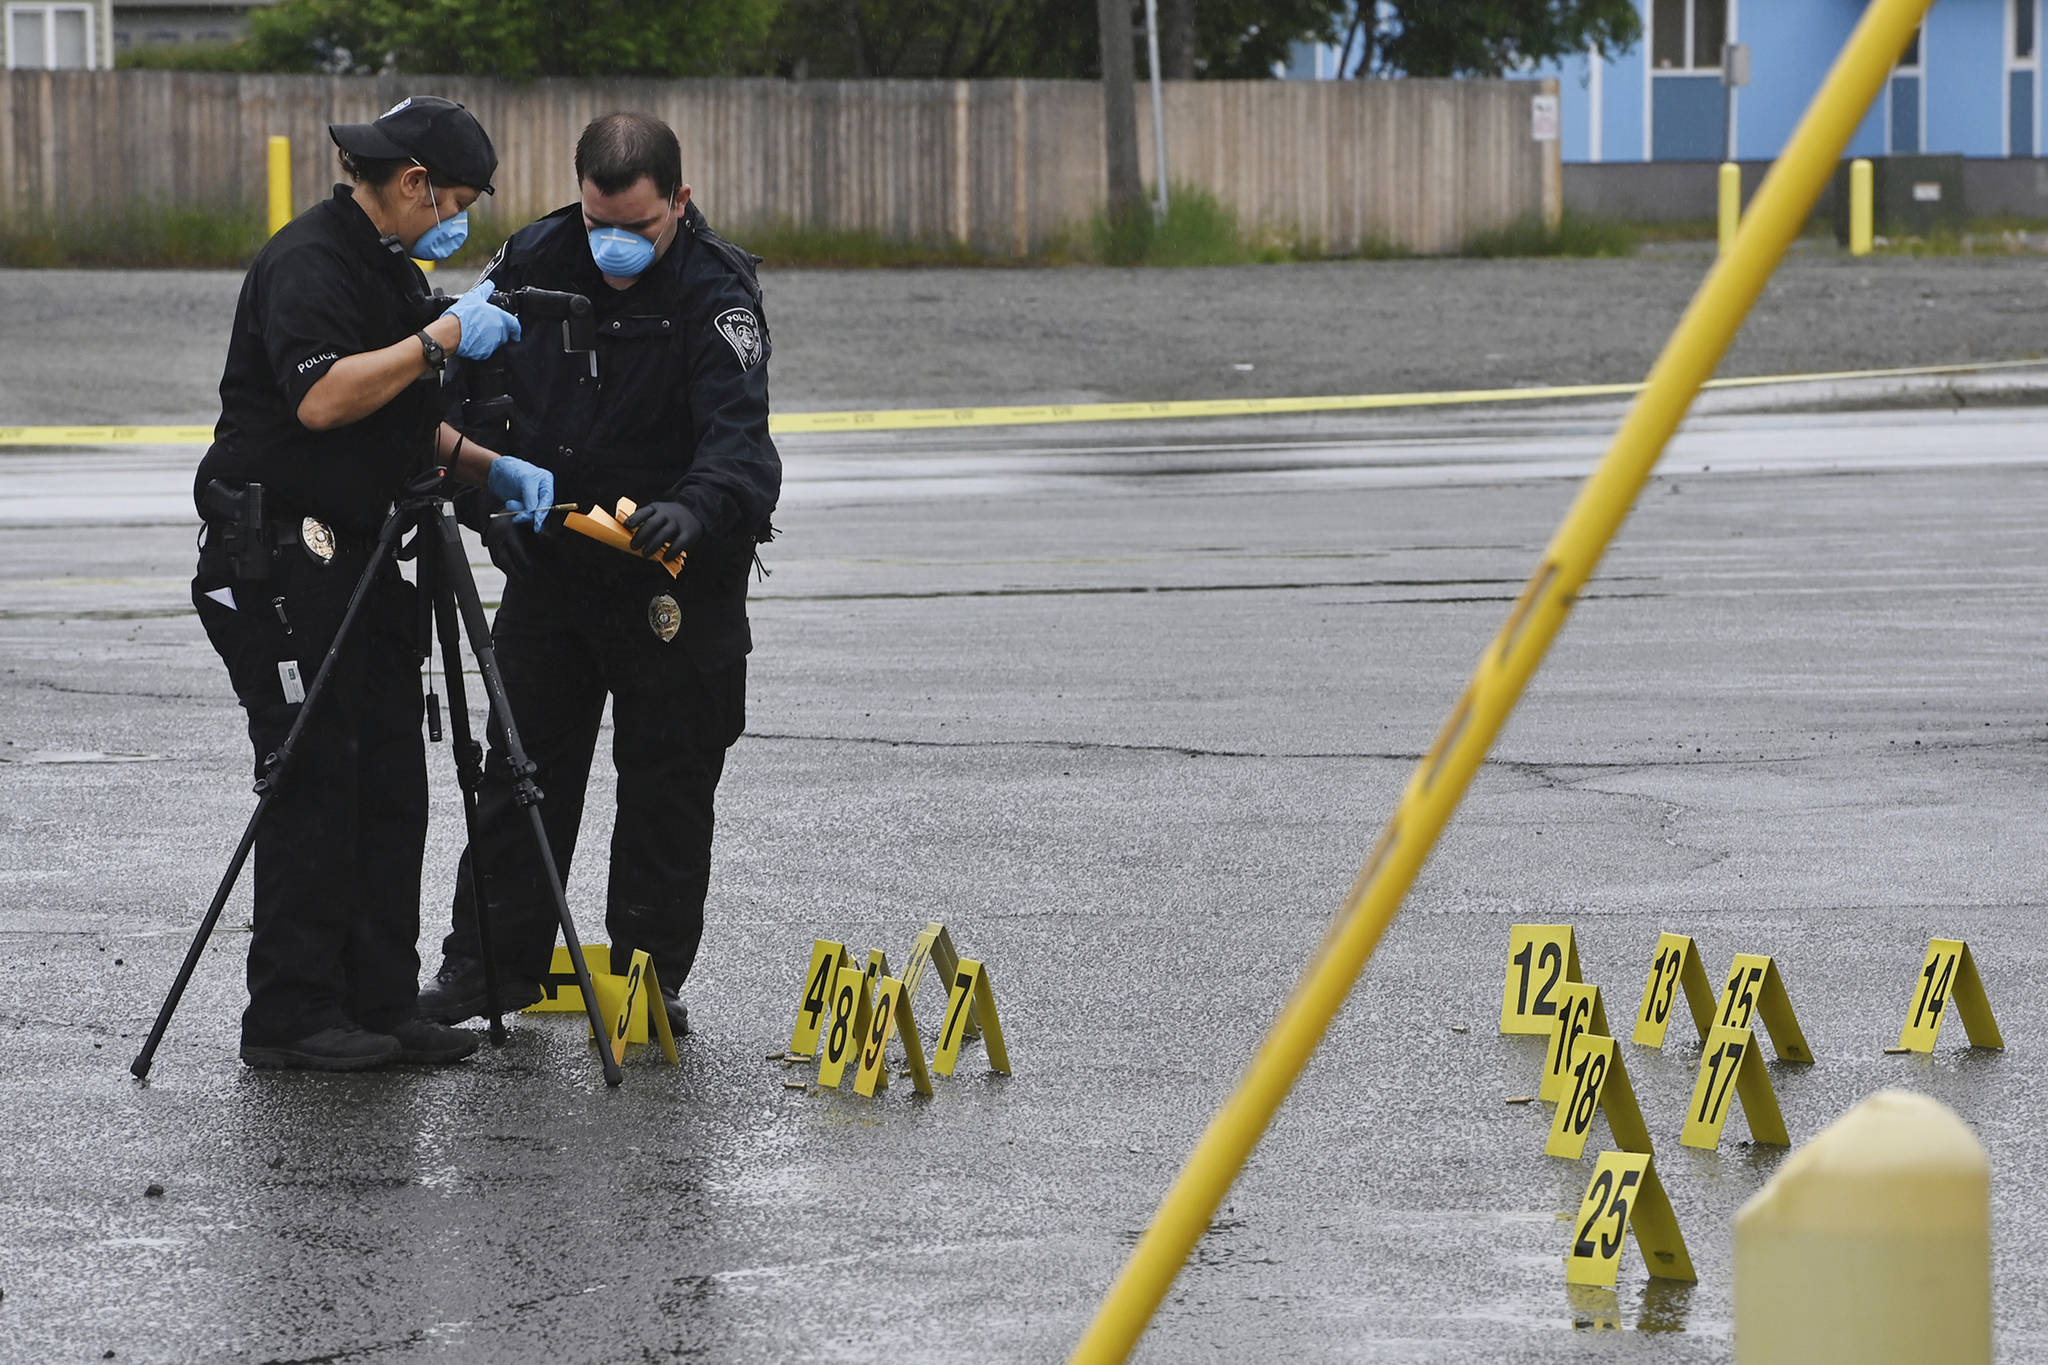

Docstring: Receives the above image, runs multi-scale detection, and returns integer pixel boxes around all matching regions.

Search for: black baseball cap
[329,95,497,194]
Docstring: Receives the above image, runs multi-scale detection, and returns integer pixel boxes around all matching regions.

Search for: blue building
[1542,0,2040,161]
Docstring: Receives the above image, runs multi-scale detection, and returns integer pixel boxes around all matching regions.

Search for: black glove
[482,510,538,580]
[623,500,703,559]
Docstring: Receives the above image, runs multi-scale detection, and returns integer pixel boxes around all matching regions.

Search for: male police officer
[419,112,781,1033]
[194,96,553,1069]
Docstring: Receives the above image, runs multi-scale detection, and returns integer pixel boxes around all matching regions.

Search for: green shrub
[116,41,268,71]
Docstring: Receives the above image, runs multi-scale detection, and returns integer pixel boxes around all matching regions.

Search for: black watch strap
[417,328,447,372]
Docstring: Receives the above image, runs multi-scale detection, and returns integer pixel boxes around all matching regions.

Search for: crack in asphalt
[755,579,1655,604]
[737,732,2045,770]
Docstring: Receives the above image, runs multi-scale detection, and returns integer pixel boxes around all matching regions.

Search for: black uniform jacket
[196,185,437,538]
[469,201,781,663]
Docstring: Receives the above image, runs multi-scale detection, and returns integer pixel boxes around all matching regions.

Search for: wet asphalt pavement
[2,264,2047,1363]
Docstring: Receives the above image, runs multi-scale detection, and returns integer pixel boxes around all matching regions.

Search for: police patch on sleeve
[714,308,764,369]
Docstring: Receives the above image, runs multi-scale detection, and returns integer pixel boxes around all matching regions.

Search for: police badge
[299,517,336,563]
[648,593,681,643]
[713,307,764,369]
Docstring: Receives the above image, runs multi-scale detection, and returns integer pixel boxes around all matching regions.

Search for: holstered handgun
[200,479,274,582]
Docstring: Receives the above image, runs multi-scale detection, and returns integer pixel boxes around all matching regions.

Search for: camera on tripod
[424,286,597,446]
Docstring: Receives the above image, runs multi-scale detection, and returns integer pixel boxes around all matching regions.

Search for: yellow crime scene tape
[1,357,2039,449]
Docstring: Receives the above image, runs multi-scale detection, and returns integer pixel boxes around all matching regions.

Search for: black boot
[383,1018,480,1065]
[416,956,542,1024]
[240,1025,401,1072]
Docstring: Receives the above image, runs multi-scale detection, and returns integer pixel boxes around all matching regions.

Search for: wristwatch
[417,328,448,373]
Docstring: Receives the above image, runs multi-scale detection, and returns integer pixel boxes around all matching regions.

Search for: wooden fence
[0,71,1561,255]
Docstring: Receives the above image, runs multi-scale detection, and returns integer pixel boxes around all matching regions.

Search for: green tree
[245,0,778,77]
[757,0,1346,79]
[1339,0,1642,79]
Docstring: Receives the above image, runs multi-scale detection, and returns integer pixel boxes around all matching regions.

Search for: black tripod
[131,466,622,1087]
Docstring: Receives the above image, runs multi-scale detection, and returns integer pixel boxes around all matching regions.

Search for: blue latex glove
[486,456,554,531]
[447,278,521,360]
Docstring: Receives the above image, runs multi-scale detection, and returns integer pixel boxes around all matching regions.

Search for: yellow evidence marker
[789,939,850,1054]
[1632,932,1717,1048]
[588,950,679,1067]
[1540,983,1611,1103]
[934,958,1011,1076]
[1545,1034,1653,1161]
[1680,1024,1789,1150]
[526,944,613,1012]
[816,963,876,1090]
[1714,953,1812,1063]
[1896,938,2003,1053]
[903,922,980,1042]
[1500,923,1584,1035]
[1565,1150,1696,1287]
[853,975,936,1098]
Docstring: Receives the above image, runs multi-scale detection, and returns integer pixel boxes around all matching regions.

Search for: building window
[5,3,96,68]
[2017,0,2036,61]
[1900,24,1921,70]
[1653,0,1727,71]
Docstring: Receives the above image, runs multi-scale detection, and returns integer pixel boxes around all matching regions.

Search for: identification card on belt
[278,660,306,704]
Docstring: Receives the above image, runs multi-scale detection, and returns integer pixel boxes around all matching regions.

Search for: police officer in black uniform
[194,96,556,1070]
[419,112,781,1033]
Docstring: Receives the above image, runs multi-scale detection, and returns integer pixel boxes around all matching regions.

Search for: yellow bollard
[1734,1090,1989,1364]
[266,135,292,237]
[1719,162,1741,256]
[1850,157,1874,255]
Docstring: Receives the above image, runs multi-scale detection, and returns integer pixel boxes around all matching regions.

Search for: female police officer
[192,96,553,1070]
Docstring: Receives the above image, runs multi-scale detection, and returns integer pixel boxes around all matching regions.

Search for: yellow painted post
[1850,157,1874,255]
[1066,2,1935,1361]
[1718,162,1741,256]
[266,135,292,237]
[1734,1091,1988,1363]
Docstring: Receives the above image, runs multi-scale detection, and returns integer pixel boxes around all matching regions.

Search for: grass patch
[1863,216,2048,256]
[1091,183,1330,266]
[1460,211,1639,259]
[731,221,991,269]
[0,200,266,268]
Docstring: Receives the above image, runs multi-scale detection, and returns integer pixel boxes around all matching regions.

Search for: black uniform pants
[193,536,428,1046]
[441,568,746,992]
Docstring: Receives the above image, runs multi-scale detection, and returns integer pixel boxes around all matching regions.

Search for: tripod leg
[130,800,265,1078]
[428,505,621,1087]
[425,553,508,1045]
[133,510,409,1079]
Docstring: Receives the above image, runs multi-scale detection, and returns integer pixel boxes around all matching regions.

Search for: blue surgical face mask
[412,170,469,261]
[588,225,657,277]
